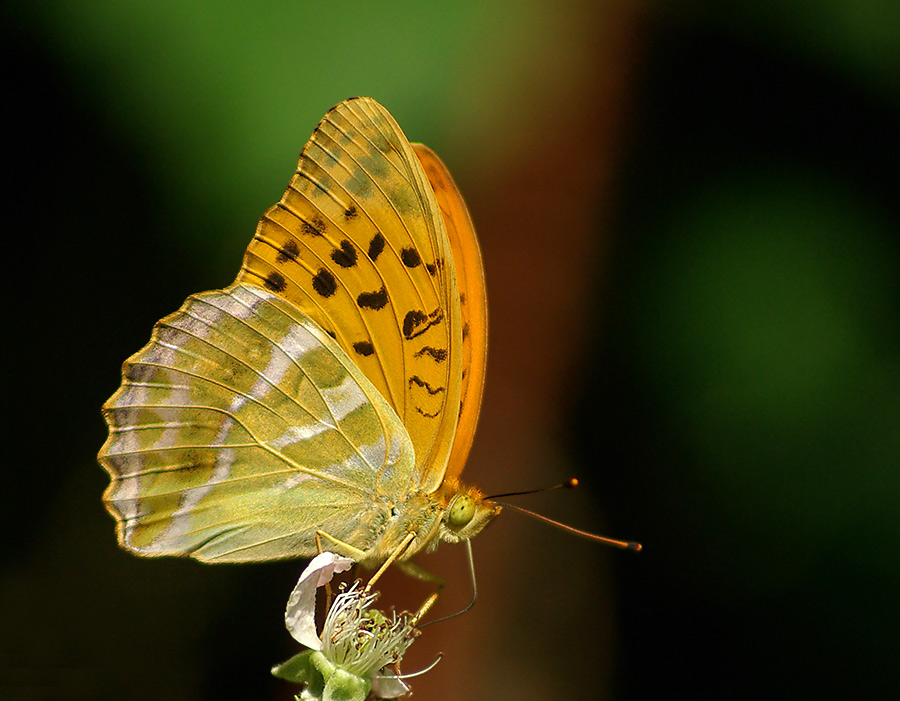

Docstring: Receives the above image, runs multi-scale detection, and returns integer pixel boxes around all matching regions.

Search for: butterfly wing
[238,97,464,492]
[99,283,417,562]
[412,144,488,487]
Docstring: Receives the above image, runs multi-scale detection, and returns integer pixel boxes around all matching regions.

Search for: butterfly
[99,97,499,569]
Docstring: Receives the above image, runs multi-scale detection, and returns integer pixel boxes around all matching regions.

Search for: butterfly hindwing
[412,144,488,488]
[238,97,463,490]
[100,283,417,562]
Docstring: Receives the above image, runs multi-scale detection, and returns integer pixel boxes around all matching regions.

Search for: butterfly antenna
[486,477,580,500]
[496,501,642,551]
[418,540,478,628]
[487,477,640,550]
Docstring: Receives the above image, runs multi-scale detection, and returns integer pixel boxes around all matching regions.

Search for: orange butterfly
[99,97,498,574]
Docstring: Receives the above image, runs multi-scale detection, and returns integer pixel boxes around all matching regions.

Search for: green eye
[447,495,476,527]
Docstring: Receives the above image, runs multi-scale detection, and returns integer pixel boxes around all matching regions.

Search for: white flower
[285,552,354,650]
[318,581,415,679]
[273,552,418,700]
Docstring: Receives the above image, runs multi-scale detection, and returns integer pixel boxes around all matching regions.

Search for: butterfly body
[99,98,497,567]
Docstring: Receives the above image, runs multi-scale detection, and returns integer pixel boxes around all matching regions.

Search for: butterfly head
[437,481,502,545]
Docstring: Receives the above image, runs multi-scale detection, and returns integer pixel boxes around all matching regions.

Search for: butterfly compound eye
[447,494,476,528]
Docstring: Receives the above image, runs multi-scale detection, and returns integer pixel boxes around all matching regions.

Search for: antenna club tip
[567,478,579,488]
[628,542,643,552]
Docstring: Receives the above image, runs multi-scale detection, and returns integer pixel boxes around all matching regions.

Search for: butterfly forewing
[100,283,417,562]
[238,97,463,490]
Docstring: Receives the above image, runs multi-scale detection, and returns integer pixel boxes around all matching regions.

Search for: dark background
[3,2,898,700]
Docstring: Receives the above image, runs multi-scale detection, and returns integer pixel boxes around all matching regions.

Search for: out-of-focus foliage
[590,6,899,697]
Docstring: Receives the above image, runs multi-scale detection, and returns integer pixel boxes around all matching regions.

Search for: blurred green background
[3,2,898,700]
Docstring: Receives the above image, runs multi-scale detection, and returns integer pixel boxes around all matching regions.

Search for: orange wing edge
[412,143,488,483]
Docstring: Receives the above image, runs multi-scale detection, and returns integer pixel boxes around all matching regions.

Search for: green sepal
[272,650,318,684]
[309,652,371,701]
[323,666,371,701]
[274,650,371,701]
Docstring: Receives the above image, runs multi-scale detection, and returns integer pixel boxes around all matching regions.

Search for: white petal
[285,552,354,649]
[371,670,410,699]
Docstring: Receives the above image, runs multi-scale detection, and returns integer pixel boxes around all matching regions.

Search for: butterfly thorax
[358,490,441,568]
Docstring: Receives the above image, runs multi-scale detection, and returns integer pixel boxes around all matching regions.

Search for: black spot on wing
[264,271,287,293]
[330,240,358,268]
[403,309,443,339]
[403,311,427,338]
[302,215,327,236]
[415,407,441,418]
[414,346,448,362]
[353,341,375,356]
[276,239,300,264]
[312,269,337,297]
[344,205,358,219]
[400,247,422,268]
[409,376,444,395]
[462,323,470,341]
[426,262,437,275]
[368,233,385,261]
[357,286,388,310]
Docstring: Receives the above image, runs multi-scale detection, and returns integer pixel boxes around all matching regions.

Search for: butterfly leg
[410,540,478,626]
[396,561,445,623]
[365,532,416,591]
[314,529,367,560]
